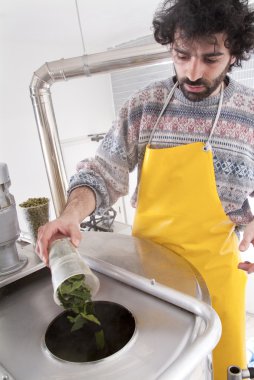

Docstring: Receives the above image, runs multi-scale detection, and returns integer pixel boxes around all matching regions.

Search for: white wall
[0,2,116,231]
[0,0,159,230]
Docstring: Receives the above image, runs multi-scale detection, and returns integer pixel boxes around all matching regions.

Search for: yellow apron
[132,82,247,379]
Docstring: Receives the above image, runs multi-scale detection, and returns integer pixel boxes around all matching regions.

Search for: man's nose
[186,58,204,82]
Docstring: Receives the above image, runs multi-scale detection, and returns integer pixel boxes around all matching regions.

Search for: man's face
[171,33,236,101]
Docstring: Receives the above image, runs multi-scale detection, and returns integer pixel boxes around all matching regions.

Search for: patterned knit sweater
[69,76,254,227]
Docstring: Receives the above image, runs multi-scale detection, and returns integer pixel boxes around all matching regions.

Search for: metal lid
[79,231,210,303]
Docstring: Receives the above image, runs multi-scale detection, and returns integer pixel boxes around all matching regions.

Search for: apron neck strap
[148,81,179,145]
[148,80,224,149]
[204,82,224,151]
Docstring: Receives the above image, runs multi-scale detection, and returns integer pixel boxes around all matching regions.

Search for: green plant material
[95,329,105,351]
[67,314,86,332]
[19,197,49,243]
[19,197,49,208]
[57,274,105,350]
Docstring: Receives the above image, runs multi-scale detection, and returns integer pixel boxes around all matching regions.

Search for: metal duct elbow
[31,55,90,90]
[29,44,170,217]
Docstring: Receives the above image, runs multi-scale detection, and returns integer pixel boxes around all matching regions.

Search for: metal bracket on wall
[88,133,106,142]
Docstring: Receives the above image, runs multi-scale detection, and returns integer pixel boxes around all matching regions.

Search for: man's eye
[177,54,189,60]
[204,58,218,64]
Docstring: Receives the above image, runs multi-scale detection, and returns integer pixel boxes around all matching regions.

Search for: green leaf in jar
[57,274,105,350]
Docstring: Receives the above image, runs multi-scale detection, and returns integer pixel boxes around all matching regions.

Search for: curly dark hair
[153,0,254,67]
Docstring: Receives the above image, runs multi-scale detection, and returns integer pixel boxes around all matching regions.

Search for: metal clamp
[228,366,254,379]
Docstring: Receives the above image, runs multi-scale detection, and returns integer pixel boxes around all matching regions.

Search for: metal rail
[85,256,222,380]
[30,42,170,216]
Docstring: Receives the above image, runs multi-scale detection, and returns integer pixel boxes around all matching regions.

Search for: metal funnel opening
[44,301,136,363]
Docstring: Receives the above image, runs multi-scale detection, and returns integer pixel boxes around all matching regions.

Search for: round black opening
[44,301,136,363]
[229,366,241,374]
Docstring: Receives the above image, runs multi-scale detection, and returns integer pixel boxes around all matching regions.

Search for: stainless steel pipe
[30,43,170,216]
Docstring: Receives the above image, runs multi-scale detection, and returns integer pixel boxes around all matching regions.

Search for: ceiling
[0,0,162,53]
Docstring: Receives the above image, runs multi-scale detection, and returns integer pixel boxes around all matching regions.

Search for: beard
[176,61,231,101]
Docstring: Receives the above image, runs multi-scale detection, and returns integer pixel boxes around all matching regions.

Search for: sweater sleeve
[68,93,141,214]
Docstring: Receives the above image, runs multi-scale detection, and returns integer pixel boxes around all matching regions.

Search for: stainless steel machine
[0,163,27,276]
[0,230,222,380]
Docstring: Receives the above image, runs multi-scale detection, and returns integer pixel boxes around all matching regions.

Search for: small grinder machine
[0,162,27,275]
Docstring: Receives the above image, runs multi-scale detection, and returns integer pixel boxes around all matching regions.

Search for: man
[37,0,254,378]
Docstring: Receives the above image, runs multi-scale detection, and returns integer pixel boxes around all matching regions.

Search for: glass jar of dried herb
[19,197,49,246]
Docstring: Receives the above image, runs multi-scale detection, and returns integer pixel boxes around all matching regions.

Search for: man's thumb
[239,237,250,251]
[69,225,82,247]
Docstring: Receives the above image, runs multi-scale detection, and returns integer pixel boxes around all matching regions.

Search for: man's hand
[238,219,254,274]
[36,217,82,266]
[35,186,96,266]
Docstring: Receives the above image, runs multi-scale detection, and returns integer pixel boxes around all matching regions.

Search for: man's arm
[36,186,96,265]
[238,219,254,273]
[36,86,145,264]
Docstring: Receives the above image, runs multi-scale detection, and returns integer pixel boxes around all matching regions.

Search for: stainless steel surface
[0,268,194,380]
[243,369,254,378]
[30,44,170,216]
[79,231,210,300]
[0,241,44,287]
[0,232,221,380]
[0,363,15,380]
[0,163,28,275]
[80,232,221,380]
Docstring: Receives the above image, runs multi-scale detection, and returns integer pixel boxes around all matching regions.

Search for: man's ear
[230,56,236,65]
